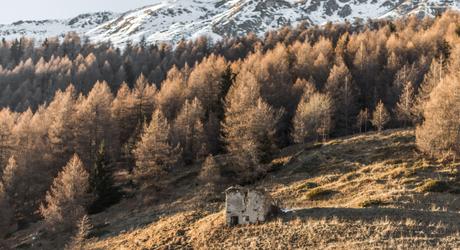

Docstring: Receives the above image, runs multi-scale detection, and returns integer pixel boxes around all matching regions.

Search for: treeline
[1,11,460,241]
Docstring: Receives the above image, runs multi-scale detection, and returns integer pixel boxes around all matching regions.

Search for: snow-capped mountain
[0,12,118,42]
[1,0,458,46]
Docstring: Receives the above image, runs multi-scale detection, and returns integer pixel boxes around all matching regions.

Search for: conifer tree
[198,155,221,184]
[293,92,333,143]
[156,66,187,120]
[1,156,17,192]
[111,82,137,162]
[122,122,142,173]
[351,40,379,107]
[133,109,181,178]
[416,72,460,157]
[413,58,444,123]
[231,98,280,178]
[325,60,358,135]
[204,112,222,155]
[187,54,227,114]
[395,81,415,127]
[47,85,77,167]
[292,78,316,106]
[356,108,369,133]
[111,82,136,142]
[40,154,91,232]
[313,52,330,88]
[240,45,294,146]
[89,142,119,213]
[223,70,280,179]
[292,41,314,83]
[65,214,92,250]
[222,71,261,163]
[246,99,280,164]
[173,98,207,164]
[1,156,32,214]
[371,100,390,132]
[0,183,15,238]
[2,153,43,218]
[74,81,114,167]
[0,108,15,171]
[133,74,157,123]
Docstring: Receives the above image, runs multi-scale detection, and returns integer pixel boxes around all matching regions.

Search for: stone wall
[225,187,272,226]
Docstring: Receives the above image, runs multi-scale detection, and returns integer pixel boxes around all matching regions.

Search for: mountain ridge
[0,0,458,46]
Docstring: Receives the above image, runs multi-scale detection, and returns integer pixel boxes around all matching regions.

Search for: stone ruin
[224,186,274,226]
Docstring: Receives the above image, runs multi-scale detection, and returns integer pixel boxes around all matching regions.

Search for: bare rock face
[0,0,458,47]
[338,4,353,17]
[324,0,340,16]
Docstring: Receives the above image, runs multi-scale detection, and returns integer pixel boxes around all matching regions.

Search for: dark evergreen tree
[89,142,121,214]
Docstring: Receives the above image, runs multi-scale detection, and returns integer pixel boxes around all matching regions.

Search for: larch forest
[1,11,460,249]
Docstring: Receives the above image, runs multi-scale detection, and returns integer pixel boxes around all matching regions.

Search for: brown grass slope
[7,129,460,249]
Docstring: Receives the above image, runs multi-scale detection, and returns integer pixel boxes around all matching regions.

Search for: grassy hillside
[7,129,460,249]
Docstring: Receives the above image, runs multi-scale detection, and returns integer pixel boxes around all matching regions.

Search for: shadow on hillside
[281,206,460,226]
[320,130,416,164]
[281,130,419,179]
[90,167,225,239]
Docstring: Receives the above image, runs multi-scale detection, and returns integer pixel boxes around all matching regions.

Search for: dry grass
[7,129,460,249]
[190,212,460,249]
[86,211,201,249]
[266,130,460,212]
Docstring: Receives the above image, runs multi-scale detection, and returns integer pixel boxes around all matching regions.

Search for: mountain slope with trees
[6,129,460,249]
[1,11,460,249]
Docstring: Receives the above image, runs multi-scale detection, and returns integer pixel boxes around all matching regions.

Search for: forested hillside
[1,11,460,249]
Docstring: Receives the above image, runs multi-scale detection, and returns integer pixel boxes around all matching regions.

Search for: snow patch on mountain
[0,0,458,47]
[0,12,118,42]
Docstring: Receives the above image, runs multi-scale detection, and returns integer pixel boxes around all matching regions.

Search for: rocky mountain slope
[1,0,459,46]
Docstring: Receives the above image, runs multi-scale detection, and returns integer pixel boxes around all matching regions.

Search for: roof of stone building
[225,186,270,196]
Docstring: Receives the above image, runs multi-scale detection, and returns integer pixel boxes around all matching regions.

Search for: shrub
[418,179,450,193]
[198,155,221,184]
[270,156,292,171]
[296,182,318,191]
[449,188,460,194]
[65,215,92,250]
[359,199,386,208]
[304,188,334,200]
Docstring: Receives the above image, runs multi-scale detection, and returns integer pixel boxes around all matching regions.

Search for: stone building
[225,186,273,226]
